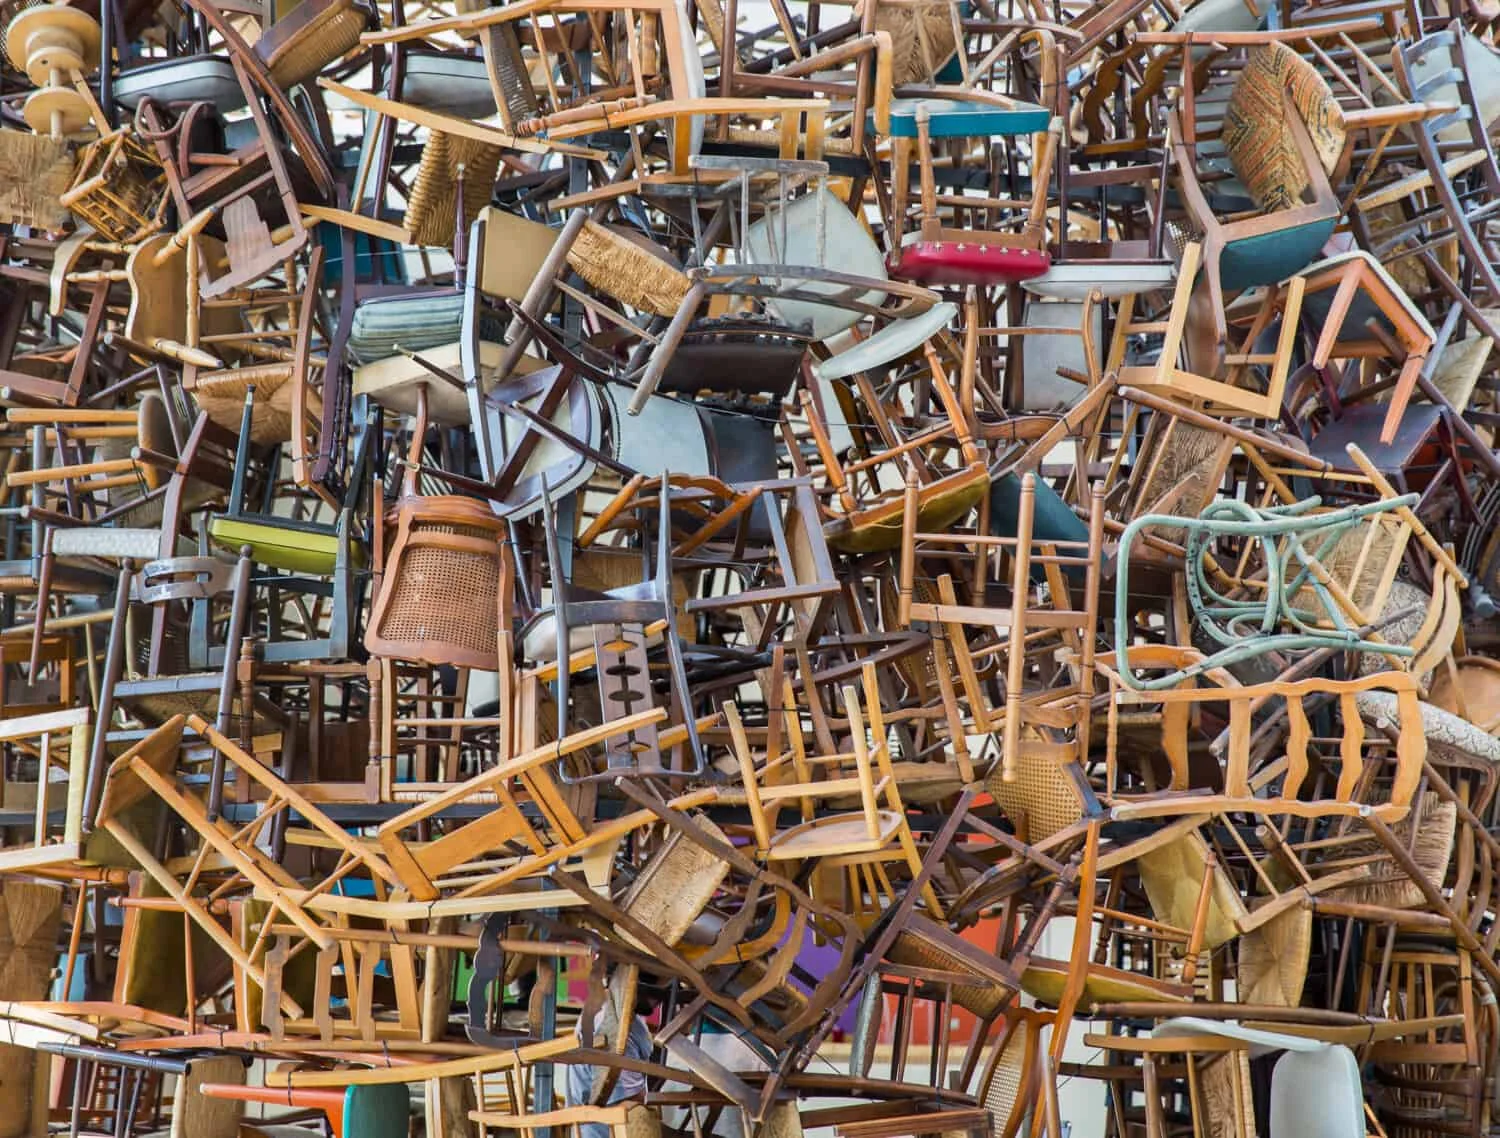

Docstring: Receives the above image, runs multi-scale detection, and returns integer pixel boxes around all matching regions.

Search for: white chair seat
[812,301,957,380]
[52,528,189,561]
[1024,260,1176,301]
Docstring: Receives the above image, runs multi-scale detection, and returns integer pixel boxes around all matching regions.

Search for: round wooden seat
[5,5,100,135]
[766,810,905,860]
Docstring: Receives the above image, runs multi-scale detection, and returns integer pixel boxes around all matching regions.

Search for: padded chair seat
[656,315,812,399]
[1022,958,1189,1005]
[1024,260,1175,300]
[51,527,189,560]
[347,291,502,365]
[989,473,1088,581]
[1357,691,1500,767]
[1297,249,1436,340]
[111,54,245,111]
[881,97,1051,138]
[1217,217,1336,294]
[207,517,360,576]
[383,50,496,118]
[888,239,1051,286]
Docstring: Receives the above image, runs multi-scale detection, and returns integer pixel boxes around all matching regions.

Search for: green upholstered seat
[207,517,366,576]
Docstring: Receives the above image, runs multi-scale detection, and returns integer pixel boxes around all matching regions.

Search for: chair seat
[347,290,504,365]
[520,612,667,663]
[382,50,496,118]
[888,240,1051,286]
[743,188,888,341]
[1297,248,1437,342]
[826,464,989,554]
[1218,216,1336,293]
[110,54,245,112]
[881,97,1051,139]
[813,301,957,380]
[354,339,534,425]
[1021,958,1191,1005]
[1024,260,1176,300]
[207,517,350,575]
[1306,402,1445,471]
[656,315,813,399]
[1357,691,1500,767]
[52,527,189,561]
[767,811,904,859]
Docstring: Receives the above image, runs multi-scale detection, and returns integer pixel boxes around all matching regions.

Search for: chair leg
[81,564,132,835]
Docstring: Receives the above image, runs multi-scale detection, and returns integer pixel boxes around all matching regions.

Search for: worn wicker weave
[566,221,692,317]
[888,929,1009,1018]
[864,0,958,84]
[406,130,503,249]
[985,737,1083,843]
[1237,904,1312,1007]
[618,818,731,947]
[263,0,367,88]
[980,1016,1036,1138]
[191,364,299,444]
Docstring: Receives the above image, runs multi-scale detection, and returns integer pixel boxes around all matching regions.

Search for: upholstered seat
[207,516,364,575]
[381,49,496,117]
[1024,260,1175,301]
[346,290,465,364]
[111,54,245,110]
[51,527,191,561]
[882,96,1051,138]
[1295,249,1436,341]
[1357,691,1500,767]
[888,237,1051,286]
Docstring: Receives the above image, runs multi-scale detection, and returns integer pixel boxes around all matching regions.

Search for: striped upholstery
[1223,42,1346,212]
[346,291,503,365]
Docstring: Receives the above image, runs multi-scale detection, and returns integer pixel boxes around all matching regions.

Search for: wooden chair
[725,663,937,916]
[188,247,332,495]
[1161,64,1342,356]
[798,342,988,555]
[880,95,1060,287]
[899,473,1105,785]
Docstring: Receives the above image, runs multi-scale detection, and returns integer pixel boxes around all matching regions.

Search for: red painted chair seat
[888,241,1052,286]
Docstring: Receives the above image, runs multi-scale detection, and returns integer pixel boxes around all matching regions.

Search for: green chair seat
[1217,217,1336,294]
[207,517,363,576]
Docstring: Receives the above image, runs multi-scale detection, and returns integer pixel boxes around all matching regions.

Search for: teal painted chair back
[990,473,1089,582]
[344,1083,411,1138]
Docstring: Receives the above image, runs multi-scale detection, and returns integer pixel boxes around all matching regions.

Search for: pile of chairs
[0,0,1499,1133]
